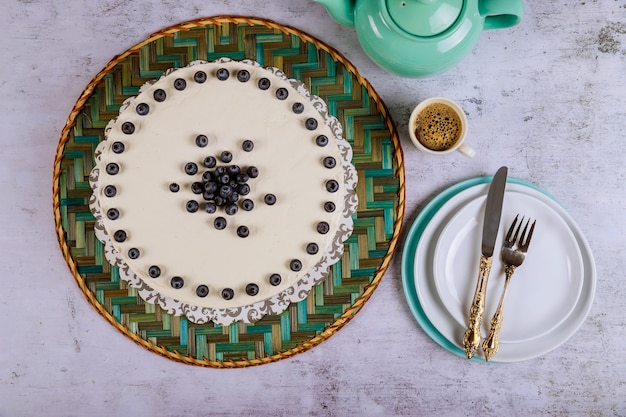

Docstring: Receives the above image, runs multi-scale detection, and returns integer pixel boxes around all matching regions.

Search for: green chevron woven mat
[53,16,405,368]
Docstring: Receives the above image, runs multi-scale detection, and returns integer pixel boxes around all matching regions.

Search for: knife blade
[462,166,508,359]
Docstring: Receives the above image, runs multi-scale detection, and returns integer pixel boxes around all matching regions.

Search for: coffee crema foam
[414,103,462,151]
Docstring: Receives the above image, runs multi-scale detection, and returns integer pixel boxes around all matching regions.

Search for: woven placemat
[52,16,405,368]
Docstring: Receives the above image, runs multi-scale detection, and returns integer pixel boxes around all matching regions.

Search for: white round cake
[89,58,357,325]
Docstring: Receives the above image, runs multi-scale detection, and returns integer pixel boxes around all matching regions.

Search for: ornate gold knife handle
[463,255,493,359]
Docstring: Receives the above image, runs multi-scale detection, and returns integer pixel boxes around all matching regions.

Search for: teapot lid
[386,0,464,37]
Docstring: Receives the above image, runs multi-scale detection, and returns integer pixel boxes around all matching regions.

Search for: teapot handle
[479,0,524,30]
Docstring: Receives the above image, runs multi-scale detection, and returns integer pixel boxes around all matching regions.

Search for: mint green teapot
[314,0,524,77]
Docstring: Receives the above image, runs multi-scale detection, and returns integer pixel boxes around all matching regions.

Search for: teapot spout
[314,0,356,27]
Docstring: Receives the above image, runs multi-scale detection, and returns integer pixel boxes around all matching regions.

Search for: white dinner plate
[406,178,596,362]
[433,191,584,344]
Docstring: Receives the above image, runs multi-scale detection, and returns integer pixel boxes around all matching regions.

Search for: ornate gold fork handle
[482,265,517,361]
[463,255,493,359]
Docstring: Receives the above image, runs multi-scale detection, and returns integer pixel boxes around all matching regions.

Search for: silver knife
[462,166,508,359]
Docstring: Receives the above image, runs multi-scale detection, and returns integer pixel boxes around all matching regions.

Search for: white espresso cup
[408,97,475,158]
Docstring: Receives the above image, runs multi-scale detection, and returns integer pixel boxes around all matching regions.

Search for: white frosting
[91,59,355,314]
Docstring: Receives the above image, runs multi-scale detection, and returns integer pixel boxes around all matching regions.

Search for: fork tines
[507,214,536,252]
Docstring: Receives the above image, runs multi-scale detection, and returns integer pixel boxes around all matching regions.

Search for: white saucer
[433,190,584,344]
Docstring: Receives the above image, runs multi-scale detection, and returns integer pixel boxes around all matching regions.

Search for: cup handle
[479,0,524,30]
[457,143,475,158]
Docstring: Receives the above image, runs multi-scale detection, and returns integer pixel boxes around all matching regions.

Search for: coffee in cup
[408,97,475,157]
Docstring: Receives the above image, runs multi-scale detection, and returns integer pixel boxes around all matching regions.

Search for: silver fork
[482,214,536,361]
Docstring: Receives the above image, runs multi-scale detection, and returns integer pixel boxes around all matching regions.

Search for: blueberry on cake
[89,58,357,325]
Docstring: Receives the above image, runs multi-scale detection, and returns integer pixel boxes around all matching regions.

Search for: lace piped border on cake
[89,58,357,326]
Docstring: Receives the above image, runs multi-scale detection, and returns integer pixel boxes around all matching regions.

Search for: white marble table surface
[1,1,625,415]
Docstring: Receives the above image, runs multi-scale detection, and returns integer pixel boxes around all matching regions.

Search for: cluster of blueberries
[169,137,276,239]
